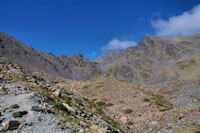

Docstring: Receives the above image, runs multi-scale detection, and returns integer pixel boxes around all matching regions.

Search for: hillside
[0,32,100,81]
[95,34,200,85]
[0,32,200,132]
[0,58,199,132]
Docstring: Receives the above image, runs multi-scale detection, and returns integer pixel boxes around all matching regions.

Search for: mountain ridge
[1,32,200,85]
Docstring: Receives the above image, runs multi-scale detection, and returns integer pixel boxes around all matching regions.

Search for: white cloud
[152,4,200,36]
[102,39,136,51]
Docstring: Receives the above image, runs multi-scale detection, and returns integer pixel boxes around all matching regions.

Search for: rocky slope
[0,32,200,132]
[0,32,100,81]
[0,60,122,132]
[95,33,200,85]
[1,59,199,133]
[1,32,200,86]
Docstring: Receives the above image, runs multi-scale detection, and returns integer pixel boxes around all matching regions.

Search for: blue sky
[0,0,200,60]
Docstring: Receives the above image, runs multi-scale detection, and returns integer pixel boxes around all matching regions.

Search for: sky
[0,0,200,60]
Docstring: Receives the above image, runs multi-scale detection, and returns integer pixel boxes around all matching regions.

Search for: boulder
[0,74,4,79]
[62,103,75,112]
[2,120,20,130]
[53,88,64,98]
[31,106,44,112]
[12,111,28,118]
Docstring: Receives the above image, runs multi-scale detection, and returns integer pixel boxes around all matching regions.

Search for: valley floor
[0,61,200,133]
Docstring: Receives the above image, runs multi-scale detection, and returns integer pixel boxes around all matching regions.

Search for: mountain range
[0,32,200,132]
[1,32,200,85]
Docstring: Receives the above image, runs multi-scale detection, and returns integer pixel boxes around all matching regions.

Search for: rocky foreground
[0,60,200,133]
[0,62,123,133]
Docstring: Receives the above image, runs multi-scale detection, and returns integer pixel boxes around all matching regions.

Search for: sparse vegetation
[96,85,103,88]
[140,72,150,79]
[159,108,170,112]
[83,85,91,89]
[119,100,125,104]
[143,98,150,102]
[92,98,97,101]
[53,102,67,112]
[96,101,106,107]
[61,95,70,105]
[95,108,104,115]
[124,109,133,114]
[105,103,113,107]
[127,121,133,125]
[74,98,83,106]
[64,116,79,124]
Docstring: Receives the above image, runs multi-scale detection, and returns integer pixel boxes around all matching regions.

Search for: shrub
[96,101,106,107]
[119,100,125,104]
[74,98,83,106]
[92,98,97,101]
[53,102,67,112]
[83,85,91,89]
[124,109,133,114]
[143,98,150,102]
[96,85,103,88]
[62,96,70,105]
[95,108,104,115]
[140,72,150,79]
[64,116,79,124]
[105,103,113,107]
[127,121,133,125]
[159,108,170,112]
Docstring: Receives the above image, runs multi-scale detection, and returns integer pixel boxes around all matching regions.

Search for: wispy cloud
[102,39,136,51]
[152,4,200,36]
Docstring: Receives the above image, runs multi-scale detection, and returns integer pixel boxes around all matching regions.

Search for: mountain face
[1,32,200,85]
[95,34,200,85]
[0,32,100,81]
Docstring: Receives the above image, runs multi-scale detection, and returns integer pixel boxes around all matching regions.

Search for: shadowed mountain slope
[0,32,101,81]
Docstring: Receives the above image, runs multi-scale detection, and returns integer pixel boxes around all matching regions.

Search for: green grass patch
[96,101,106,107]
[83,85,91,89]
[96,85,103,88]
[92,98,97,101]
[124,109,133,114]
[140,72,150,79]
[95,108,104,115]
[53,102,67,112]
[143,98,150,102]
[105,103,113,107]
[64,116,79,124]
[74,98,83,106]
[127,121,133,125]
[61,95,70,105]
[119,100,125,104]
[159,108,170,112]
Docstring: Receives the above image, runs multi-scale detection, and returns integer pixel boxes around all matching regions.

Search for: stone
[53,88,64,98]
[4,108,12,113]
[0,74,4,79]
[31,106,44,112]
[62,103,75,112]
[10,104,20,109]
[0,85,3,91]
[0,118,5,124]
[36,116,42,121]
[12,111,28,118]
[2,120,20,130]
